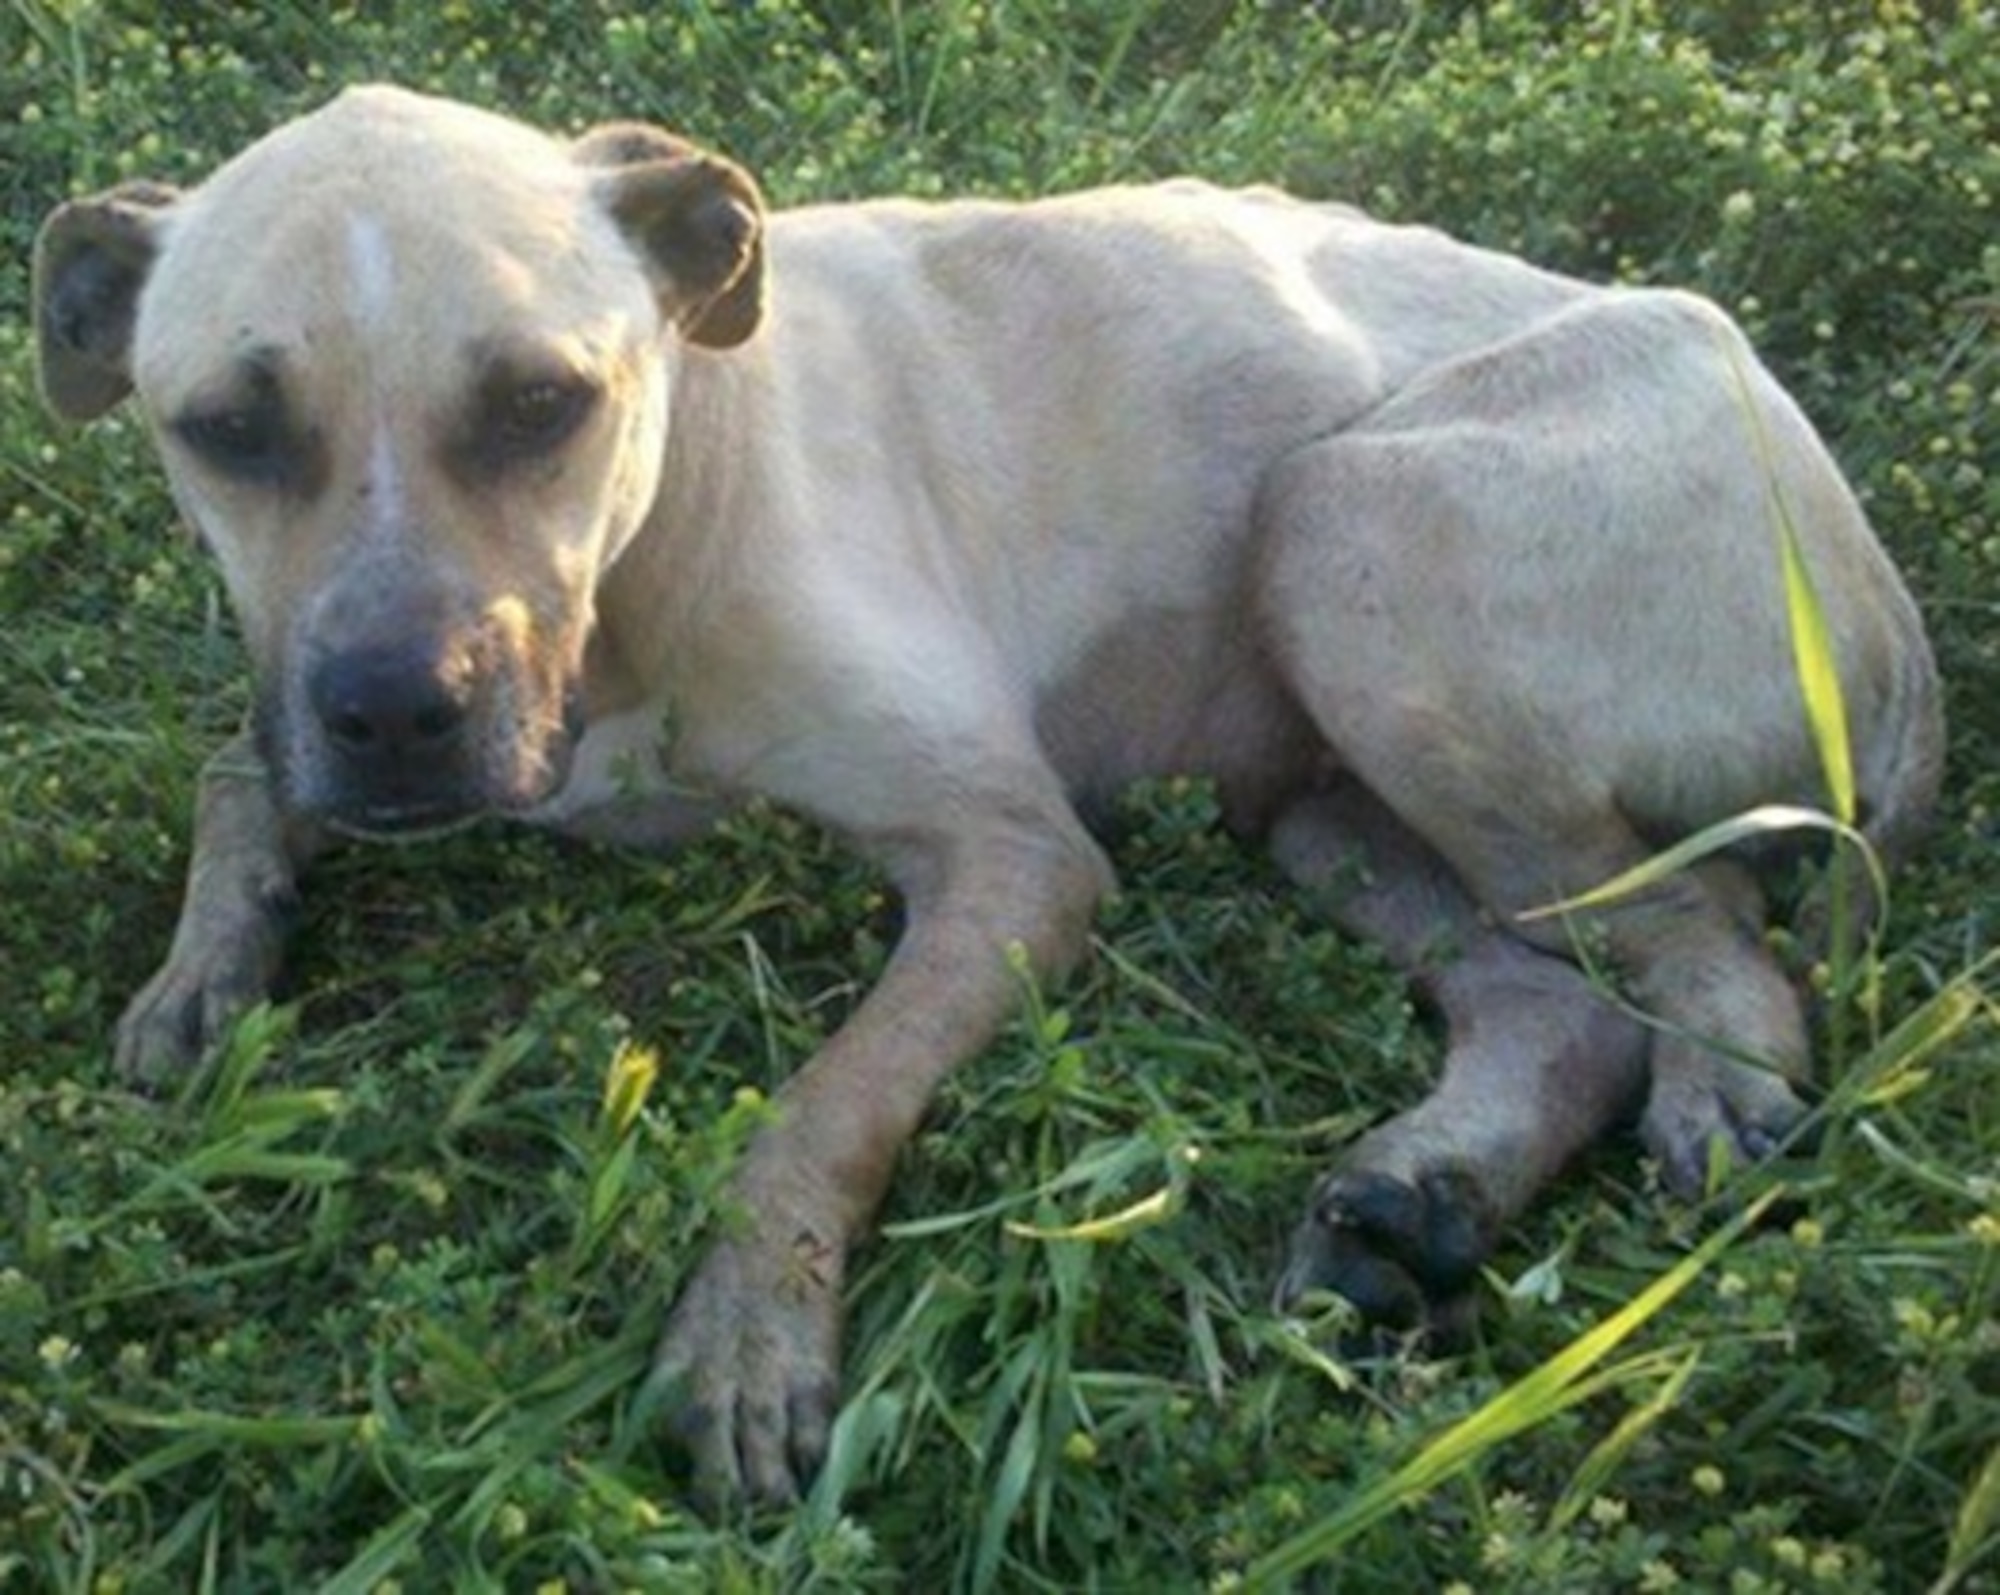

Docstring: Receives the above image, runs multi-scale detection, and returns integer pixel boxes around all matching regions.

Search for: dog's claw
[1276,1166,1496,1348]
[653,1230,844,1510]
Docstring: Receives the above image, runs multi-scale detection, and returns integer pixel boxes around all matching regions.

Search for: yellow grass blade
[1517,804,1883,923]
[1777,500,1858,825]
[1721,335,1857,824]
[1004,1181,1182,1243]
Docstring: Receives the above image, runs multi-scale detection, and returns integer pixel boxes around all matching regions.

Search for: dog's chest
[525,703,704,846]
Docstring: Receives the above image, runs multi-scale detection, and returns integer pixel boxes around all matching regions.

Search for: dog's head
[32,85,764,837]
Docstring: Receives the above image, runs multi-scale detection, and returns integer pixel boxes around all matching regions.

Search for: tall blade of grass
[1709,331,1861,827]
[1548,1346,1704,1530]
[1729,332,1873,1047]
[881,1133,1163,1239]
[93,1403,368,1449]
[1776,511,1857,827]
[179,1002,297,1129]
[174,1144,351,1185]
[71,1242,318,1312]
[803,1387,913,1529]
[1245,1188,1781,1587]
[446,1330,654,1535]
[122,1493,221,1592]
[197,1509,220,1595]
[1003,1178,1182,1242]
[975,1374,1046,1595]
[314,1506,432,1595]
[1517,804,1884,925]
[1717,338,1859,828]
[443,1024,541,1135]
[1932,1440,2000,1595]
[98,1431,228,1495]
[1833,965,1993,1113]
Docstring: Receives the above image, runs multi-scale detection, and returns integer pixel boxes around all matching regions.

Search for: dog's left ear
[577,122,766,350]
[33,180,182,421]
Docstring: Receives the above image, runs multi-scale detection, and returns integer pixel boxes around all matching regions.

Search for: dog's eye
[174,405,291,483]
[490,378,596,455]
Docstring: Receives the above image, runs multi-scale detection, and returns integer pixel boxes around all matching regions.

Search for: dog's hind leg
[1256,389,1818,1208]
[1269,778,1649,1341]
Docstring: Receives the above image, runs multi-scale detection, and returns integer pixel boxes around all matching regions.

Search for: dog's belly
[1034,605,1319,834]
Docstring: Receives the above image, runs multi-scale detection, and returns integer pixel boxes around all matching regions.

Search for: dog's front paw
[114,944,277,1083]
[652,1225,845,1509]
[1274,1167,1497,1349]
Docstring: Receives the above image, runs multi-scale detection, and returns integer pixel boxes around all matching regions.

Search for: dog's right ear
[576,122,766,350]
[33,181,181,422]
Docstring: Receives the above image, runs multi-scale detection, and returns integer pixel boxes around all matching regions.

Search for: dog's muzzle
[293,640,581,838]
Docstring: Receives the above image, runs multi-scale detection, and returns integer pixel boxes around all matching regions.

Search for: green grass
[3,2,1996,1590]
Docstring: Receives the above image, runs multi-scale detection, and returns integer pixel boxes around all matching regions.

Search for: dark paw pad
[1275,1167,1497,1348]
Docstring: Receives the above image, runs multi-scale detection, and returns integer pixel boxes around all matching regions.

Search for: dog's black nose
[309,645,474,762]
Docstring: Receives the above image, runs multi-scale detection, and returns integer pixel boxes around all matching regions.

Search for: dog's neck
[583,333,793,754]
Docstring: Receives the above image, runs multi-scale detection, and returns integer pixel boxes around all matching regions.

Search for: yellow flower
[600,1043,661,1140]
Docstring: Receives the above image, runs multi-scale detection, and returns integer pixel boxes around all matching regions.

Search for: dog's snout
[309,645,474,761]
[284,612,580,832]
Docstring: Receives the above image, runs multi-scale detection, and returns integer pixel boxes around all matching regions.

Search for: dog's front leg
[653,805,1112,1506]
[116,728,321,1081]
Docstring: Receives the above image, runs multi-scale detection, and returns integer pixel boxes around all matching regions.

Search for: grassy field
[2,1,1996,1590]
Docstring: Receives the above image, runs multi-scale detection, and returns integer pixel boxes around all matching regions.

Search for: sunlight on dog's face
[126,94,675,836]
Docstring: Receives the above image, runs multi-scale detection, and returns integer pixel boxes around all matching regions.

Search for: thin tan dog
[34,86,1941,1504]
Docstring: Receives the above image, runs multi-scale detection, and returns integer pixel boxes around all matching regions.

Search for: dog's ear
[33,181,181,422]
[576,123,766,350]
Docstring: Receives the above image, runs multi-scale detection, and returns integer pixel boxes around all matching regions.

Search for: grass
[2,1,1997,1590]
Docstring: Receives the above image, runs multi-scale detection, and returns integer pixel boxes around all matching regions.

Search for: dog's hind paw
[1274,1166,1497,1349]
[1640,1051,1811,1201]
[649,1227,844,1510]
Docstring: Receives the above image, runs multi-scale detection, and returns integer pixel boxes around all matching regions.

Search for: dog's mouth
[311,732,579,840]
[324,802,491,844]
[266,673,585,840]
